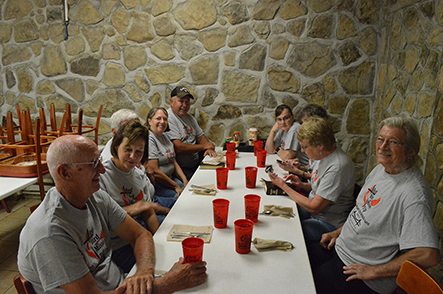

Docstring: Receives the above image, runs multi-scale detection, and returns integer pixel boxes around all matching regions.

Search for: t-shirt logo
[312,170,319,182]
[362,185,381,212]
[120,187,144,206]
[84,230,105,261]
[348,184,381,229]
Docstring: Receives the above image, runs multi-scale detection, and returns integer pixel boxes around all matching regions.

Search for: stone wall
[0,0,380,183]
[376,0,443,281]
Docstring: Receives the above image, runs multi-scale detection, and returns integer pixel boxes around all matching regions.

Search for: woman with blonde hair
[269,117,355,245]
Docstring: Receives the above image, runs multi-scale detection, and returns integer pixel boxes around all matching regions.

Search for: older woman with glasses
[268,117,355,246]
[99,120,169,273]
[265,104,309,163]
[310,116,440,294]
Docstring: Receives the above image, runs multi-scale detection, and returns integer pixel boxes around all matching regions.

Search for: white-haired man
[17,135,207,294]
[101,109,140,162]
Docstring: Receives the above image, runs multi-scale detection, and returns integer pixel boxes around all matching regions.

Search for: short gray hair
[379,116,420,162]
[47,135,94,183]
[110,109,139,131]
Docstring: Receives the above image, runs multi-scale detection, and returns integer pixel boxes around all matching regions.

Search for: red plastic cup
[226,151,236,170]
[257,150,267,167]
[216,167,229,190]
[182,237,204,263]
[226,142,236,152]
[212,199,230,229]
[234,219,254,254]
[244,194,261,223]
[254,140,263,156]
[245,166,258,188]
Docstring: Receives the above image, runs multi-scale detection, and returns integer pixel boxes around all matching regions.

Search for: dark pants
[111,220,148,273]
[310,243,378,294]
[181,166,198,181]
[181,151,204,181]
[298,206,337,246]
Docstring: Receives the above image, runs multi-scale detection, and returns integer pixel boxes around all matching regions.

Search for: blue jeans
[154,177,183,199]
[298,206,337,245]
[154,196,176,224]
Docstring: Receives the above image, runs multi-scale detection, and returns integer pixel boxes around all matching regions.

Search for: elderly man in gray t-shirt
[166,85,217,180]
[17,135,207,294]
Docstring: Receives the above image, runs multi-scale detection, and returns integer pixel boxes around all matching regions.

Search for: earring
[320,150,322,156]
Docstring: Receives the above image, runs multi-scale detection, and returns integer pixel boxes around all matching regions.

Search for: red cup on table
[182,237,204,263]
[245,166,258,188]
[253,140,263,156]
[212,198,230,229]
[216,167,229,190]
[226,142,236,152]
[234,219,255,254]
[225,151,236,170]
[256,149,267,167]
[244,194,261,223]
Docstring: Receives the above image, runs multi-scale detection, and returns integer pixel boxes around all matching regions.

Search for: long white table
[0,176,39,212]
[133,152,316,293]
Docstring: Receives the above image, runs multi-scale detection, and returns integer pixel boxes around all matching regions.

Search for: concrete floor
[0,195,41,294]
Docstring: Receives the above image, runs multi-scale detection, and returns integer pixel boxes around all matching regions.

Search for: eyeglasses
[276,116,291,123]
[376,137,404,148]
[301,144,311,151]
[64,156,102,169]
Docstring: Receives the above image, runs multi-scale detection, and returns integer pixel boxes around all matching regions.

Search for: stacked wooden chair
[0,103,103,213]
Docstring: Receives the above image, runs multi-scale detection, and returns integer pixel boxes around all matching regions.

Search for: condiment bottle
[248,128,257,146]
[233,131,240,147]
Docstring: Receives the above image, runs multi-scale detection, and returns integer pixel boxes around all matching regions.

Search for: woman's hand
[268,172,286,188]
[127,201,156,216]
[283,174,301,186]
[175,186,183,197]
[287,158,301,168]
[271,122,280,134]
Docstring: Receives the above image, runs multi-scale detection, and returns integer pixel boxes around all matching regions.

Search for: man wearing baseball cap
[166,85,217,180]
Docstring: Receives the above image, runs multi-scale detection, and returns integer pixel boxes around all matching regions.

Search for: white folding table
[131,152,316,293]
[0,176,39,212]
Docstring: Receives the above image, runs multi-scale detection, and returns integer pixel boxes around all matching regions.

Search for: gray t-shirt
[336,164,439,294]
[99,158,155,251]
[101,137,113,162]
[148,130,176,177]
[308,147,355,228]
[273,123,309,166]
[17,187,127,293]
[166,108,204,169]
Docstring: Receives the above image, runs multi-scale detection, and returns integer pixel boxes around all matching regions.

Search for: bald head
[47,135,97,183]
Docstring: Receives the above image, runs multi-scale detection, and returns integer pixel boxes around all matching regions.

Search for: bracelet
[302,171,305,177]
